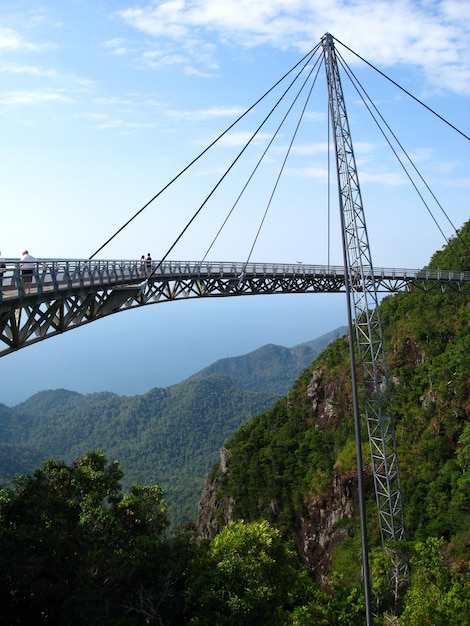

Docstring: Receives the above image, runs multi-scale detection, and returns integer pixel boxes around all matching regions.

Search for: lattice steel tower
[321,33,407,591]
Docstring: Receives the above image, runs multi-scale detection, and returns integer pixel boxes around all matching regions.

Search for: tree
[0,451,182,625]
[399,537,470,625]
[186,519,312,625]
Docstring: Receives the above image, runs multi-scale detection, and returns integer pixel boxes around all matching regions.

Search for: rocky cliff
[197,361,376,584]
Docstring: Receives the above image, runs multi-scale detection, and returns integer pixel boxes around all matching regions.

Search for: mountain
[0,331,345,527]
[189,327,347,394]
[197,221,470,585]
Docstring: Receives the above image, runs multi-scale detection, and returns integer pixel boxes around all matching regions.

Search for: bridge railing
[0,259,142,301]
[1,259,468,302]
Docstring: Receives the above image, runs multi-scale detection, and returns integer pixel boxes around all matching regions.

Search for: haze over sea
[1,293,347,407]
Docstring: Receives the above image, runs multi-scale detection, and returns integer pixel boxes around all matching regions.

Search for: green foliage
[1,332,346,529]
[219,394,339,532]
[399,538,470,625]
[186,519,313,625]
[0,442,44,486]
[1,376,280,528]
[288,572,367,626]
[330,518,362,585]
[1,224,469,622]
[427,220,470,271]
[0,451,192,625]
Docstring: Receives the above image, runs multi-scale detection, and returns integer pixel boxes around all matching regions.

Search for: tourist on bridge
[146,253,152,278]
[140,255,146,277]
[0,252,5,290]
[20,250,44,295]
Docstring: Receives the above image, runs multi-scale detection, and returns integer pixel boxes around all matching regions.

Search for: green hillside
[190,327,347,393]
[200,221,470,584]
[0,377,278,526]
[0,224,468,624]
[0,332,344,527]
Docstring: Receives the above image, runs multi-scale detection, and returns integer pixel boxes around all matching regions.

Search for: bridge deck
[1,259,469,303]
[0,259,468,355]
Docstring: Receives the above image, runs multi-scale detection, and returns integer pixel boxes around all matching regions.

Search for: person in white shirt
[20,250,39,294]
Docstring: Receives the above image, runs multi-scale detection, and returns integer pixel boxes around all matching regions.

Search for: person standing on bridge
[20,250,43,294]
[146,253,152,278]
[0,252,5,291]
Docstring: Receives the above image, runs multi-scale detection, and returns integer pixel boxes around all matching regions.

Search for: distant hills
[0,327,346,527]
[189,327,347,395]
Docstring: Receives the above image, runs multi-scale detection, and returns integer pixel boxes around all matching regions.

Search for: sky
[0,0,469,406]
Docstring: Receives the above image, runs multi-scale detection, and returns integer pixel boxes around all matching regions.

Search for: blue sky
[0,0,469,405]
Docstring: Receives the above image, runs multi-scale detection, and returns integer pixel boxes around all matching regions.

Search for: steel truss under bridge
[0,259,468,356]
[322,32,408,613]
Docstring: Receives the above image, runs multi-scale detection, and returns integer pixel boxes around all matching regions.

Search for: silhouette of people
[145,253,152,278]
[0,251,5,291]
[140,255,146,277]
[20,250,41,294]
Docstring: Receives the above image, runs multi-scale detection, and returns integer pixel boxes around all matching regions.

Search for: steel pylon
[321,33,407,600]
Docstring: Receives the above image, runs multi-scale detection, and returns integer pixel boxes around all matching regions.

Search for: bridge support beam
[322,32,407,612]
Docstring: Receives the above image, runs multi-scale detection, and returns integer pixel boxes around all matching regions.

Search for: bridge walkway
[1,259,468,355]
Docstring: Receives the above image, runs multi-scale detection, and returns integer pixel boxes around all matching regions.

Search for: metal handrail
[1,259,469,302]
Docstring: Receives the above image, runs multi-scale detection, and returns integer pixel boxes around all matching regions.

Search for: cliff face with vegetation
[197,221,470,584]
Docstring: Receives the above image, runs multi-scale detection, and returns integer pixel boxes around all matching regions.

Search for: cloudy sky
[0,1,468,405]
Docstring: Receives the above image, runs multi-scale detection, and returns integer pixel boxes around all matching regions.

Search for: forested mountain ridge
[0,330,344,527]
[198,221,470,584]
[189,327,347,394]
[0,378,279,527]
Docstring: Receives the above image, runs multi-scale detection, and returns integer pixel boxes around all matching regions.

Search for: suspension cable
[145,46,321,280]
[89,43,321,259]
[327,80,331,269]
[336,55,449,239]
[333,36,470,143]
[243,60,322,268]
[336,51,470,261]
[201,50,323,262]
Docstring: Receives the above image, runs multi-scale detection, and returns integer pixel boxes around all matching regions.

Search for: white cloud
[167,105,248,121]
[0,62,93,92]
[302,111,326,122]
[0,63,56,77]
[405,147,434,163]
[0,26,37,51]
[0,91,72,105]
[102,38,133,56]
[288,142,329,155]
[102,38,127,48]
[138,37,219,74]
[286,165,329,181]
[118,0,470,94]
[142,48,188,69]
[210,130,273,147]
[359,170,407,185]
[82,112,109,120]
[83,108,158,131]
[92,119,156,130]
[93,96,135,106]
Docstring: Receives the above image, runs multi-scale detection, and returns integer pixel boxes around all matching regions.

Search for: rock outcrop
[197,447,234,540]
[197,363,375,584]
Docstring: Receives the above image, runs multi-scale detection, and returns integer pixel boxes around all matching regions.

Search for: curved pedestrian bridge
[0,258,468,355]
